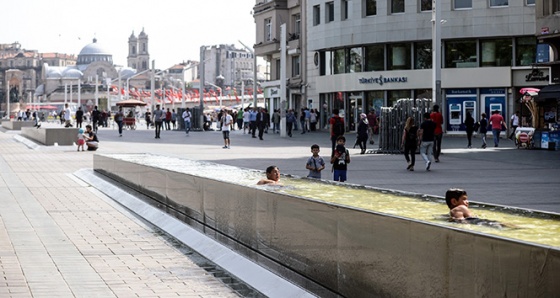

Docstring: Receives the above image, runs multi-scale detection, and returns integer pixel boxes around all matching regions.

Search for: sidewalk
[0,130,241,297]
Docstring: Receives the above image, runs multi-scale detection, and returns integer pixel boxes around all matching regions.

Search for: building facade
[304,0,547,133]
[253,0,307,113]
[0,42,76,116]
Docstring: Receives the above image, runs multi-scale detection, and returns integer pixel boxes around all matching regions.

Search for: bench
[2,120,35,130]
[21,127,79,146]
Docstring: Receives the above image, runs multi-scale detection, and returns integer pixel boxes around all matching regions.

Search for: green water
[106,154,560,248]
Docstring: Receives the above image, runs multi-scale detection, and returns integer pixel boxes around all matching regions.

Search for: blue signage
[480,88,505,95]
[358,75,407,86]
[446,89,476,95]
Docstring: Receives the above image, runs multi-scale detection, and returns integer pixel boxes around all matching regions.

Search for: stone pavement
[0,129,241,297]
[0,121,559,297]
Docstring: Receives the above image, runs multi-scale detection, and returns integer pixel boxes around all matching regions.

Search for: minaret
[137,28,149,71]
[127,31,138,69]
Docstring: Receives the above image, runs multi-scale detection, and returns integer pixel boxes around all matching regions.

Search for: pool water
[106,154,560,248]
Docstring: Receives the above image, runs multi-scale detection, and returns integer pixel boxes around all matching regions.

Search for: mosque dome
[118,67,137,79]
[77,38,113,65]
[46,67,63,78]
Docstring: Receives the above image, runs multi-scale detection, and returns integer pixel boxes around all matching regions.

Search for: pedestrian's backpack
[333,117,345,136]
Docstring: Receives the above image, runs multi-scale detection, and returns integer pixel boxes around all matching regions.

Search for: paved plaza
[0,121,559,297]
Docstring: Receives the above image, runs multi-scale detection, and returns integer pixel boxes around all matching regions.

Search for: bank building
[253,0,558,136]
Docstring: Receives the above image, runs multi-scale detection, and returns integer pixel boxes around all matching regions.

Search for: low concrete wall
[93,154,560,298]
[2,120,35,130]
[21,127,78,146]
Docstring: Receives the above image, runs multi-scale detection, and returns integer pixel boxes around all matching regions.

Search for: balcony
[253,0,287,16]
[254,39,280,57]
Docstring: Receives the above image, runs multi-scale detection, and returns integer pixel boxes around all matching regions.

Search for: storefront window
[480,39,512,67]
[334,49,346,74]
[516,37,536,66]
[445,40,477,68]
[388,43,411,70]
[388,90,411,107]
[366,91,384,114]
[414,42,432,69]
[349,48,363,73]
[414,89,432,100]
[365,45,384,71]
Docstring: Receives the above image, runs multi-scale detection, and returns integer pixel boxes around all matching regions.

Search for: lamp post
[238,40,257,108]
[205,81,223,108]
[432,0,442,107]
[180,62,199,108]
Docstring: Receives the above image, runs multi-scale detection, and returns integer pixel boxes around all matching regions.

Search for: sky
[2,0,257,69]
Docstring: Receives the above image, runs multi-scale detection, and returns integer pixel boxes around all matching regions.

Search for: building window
[142,61,147,70]
[454,0,472,9]
[445,40,477,68]
[515,37,536,66]
[333,49,346,74]
[132,46,136,55]
[388,90,411,107]
[342,0,349,20]
[313,5,321,26]
[489,0,508,7]
[275,59,281,80]
[142,43,146,53]
[293,14,301,36]
[555,0,560,12]
[365,44,384,71]
[326,2,335,23]
[349,48,363,73]
[526,0,535,5]
[388,43,411,70]
[320,51,334,76]
[480,39,512,67]
[292,55,301,77]
[365,0,377,16]
[391,0,405,13]
[414,42,432,69]
[265,18,272,41]
[420,0,431,11]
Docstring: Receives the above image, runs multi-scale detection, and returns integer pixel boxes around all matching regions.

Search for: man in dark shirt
[75,107,84,128]
[418,112,436,171]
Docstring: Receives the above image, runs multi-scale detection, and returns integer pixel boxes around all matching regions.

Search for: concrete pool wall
[93,153,560,298]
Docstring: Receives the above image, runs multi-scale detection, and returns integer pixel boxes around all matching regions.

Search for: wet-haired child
[445,188,474,221]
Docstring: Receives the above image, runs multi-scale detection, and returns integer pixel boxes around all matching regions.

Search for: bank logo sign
[359,75,407,85]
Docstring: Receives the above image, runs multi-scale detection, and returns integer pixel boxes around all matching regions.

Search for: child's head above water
[445,188,468,209]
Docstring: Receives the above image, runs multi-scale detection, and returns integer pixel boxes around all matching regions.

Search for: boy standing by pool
[306,144,325,179]
[330,136,350,182]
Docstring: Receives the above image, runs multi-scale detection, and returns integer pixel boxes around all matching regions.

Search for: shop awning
[536,84,560,102]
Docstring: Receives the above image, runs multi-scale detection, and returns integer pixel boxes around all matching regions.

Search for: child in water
[445,188,515,228]
[77,128,86,151]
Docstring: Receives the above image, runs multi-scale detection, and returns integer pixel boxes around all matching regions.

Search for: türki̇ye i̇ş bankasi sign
[359,75,407,85]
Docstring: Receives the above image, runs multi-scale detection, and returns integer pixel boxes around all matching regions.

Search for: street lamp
[238,40,257,108]
[180,62,199,108]
[205,81,223,107]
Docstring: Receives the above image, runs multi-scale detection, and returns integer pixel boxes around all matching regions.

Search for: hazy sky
[2,0,256,69]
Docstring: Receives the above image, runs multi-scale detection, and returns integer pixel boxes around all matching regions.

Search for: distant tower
[127,31,138,69]
[137,28,149,71]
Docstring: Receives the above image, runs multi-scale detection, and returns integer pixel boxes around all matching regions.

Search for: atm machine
[463,101,477,122]
[449,104,462,131]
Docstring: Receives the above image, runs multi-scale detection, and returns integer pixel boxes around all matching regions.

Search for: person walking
[329,109,345,157]
[489,110,507,147]
[182,108,191,135]
[272,109,281,133]
[367,109,378,145]
[75,107,84,128]
[165,108,172,130]
[221,111,233,148]
[401,116,418,171]
[249,107,258,138]
[256,107,265,140]
[144,109,152,129]
[153,105,164,139]
[430,104,444,162]
[356,113,369,154]
[115,106,124,137]
[64,103,72,127]
[479,113,488,149]
[286,109,296,137]
[171,109,177,130]
[418,112,436,171]
[236,108,244,131]
[464,112,475,149]
[509,111,519,140]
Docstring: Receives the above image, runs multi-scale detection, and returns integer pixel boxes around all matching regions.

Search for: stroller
[515,128,534,149]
